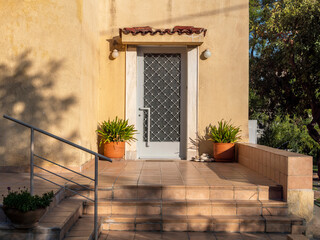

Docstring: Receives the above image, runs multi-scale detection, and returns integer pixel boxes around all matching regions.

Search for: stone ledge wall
[236,143,314,221]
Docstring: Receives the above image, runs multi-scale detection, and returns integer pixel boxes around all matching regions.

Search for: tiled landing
[86,161,281,188]
[75,161,283,201]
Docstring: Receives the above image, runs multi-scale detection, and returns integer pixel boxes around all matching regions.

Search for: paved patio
[0,161,311,239]
[0,161,280,190]
[80,160,279,188]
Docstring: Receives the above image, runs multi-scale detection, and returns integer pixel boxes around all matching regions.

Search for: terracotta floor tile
[162,186,186,199]
[106,231,135,240]
[134,232,162,240]
[188,232,216,240]
[186,186,210,200]
[241,233,270,240]
[268,234,288,240]
[214,232,243,240]
[162,232,189,240]
[67,230,93,237]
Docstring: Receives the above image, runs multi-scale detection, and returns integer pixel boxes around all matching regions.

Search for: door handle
[139,107,150,147]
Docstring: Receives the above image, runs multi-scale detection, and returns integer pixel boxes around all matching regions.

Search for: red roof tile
[120,26,207,37]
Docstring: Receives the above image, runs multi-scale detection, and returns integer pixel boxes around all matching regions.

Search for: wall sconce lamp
[111,49,119,59]
[109,37,124,60]
[203,49,212,59]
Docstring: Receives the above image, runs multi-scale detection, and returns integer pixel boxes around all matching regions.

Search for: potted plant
[2,187,54,229]
[97,117,137,158]
[209,120,241,162]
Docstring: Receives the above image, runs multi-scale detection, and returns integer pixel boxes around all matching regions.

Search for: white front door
[136,47,187,159]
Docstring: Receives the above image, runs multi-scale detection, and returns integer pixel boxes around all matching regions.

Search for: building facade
[0,0,248,168]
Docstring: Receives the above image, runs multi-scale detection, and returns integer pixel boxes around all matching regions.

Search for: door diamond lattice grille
[143,53,181,142]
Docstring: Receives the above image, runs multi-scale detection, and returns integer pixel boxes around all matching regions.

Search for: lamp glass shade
[203,49,211,59]
[112,49,119,59]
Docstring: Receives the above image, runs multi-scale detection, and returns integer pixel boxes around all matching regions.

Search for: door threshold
[141,158,184,162]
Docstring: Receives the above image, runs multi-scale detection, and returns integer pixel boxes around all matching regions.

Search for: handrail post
[30,128,34,196]
[94,154,98,240]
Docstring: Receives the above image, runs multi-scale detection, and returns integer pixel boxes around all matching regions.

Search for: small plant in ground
[97,117,137,146]
[2,187,54,212]
[209,120,241,143]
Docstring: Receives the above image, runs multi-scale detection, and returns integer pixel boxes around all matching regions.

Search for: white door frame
[125,45,198,160]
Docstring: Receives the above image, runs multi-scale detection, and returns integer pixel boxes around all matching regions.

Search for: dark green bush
[2,187,54,212]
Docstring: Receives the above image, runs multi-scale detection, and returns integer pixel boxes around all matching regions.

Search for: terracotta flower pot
[104,142,125,158]
[3,207,47,229]
[213,143,235,162]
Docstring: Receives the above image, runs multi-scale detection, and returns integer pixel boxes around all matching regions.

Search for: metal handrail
[34,154,95,181]
[3,114,112,240]
[34,174,94,202]
[33,164,93,192]
[3,115,109,160]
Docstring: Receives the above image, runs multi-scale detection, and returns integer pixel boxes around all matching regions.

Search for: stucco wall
[98,0,249,156]
[0,0,100,168]
[0,0,249,166]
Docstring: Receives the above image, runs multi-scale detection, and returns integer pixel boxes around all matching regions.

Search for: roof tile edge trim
[119,26,207,37]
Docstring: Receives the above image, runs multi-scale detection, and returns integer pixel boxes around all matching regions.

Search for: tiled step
[0,198,84,240]
[112,185,282,201]
[63,215,102,240]
[76,184,283,201]
[287,234,308,240]
[39,198,84,240]
[98,230,295,240]
[83,199,288,217]
[102,214,304,233]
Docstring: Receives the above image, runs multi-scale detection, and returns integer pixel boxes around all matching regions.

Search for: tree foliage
[250,0,320,174]
[259,115,320,158]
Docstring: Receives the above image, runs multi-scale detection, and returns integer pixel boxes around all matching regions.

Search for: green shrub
[209,120,241,143]
[258,115,320,162]
[2,187,54,212]
[97,117,137,146]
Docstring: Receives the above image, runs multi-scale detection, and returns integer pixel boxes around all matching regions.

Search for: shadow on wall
[0,50,77,169]
[190,126,213,157]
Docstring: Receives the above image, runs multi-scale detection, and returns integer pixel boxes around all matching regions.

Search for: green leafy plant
[97,117,137,146]
[209,120,241,143]
[2,187,54,212]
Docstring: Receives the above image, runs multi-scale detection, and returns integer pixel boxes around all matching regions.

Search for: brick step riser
[84,204,288,217]
[101,220,305,234]
[75,186,283,201]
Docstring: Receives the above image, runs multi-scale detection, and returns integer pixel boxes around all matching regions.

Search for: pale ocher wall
[0,0,249,166]
[98,0,249,156]
[0,0,100,167]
